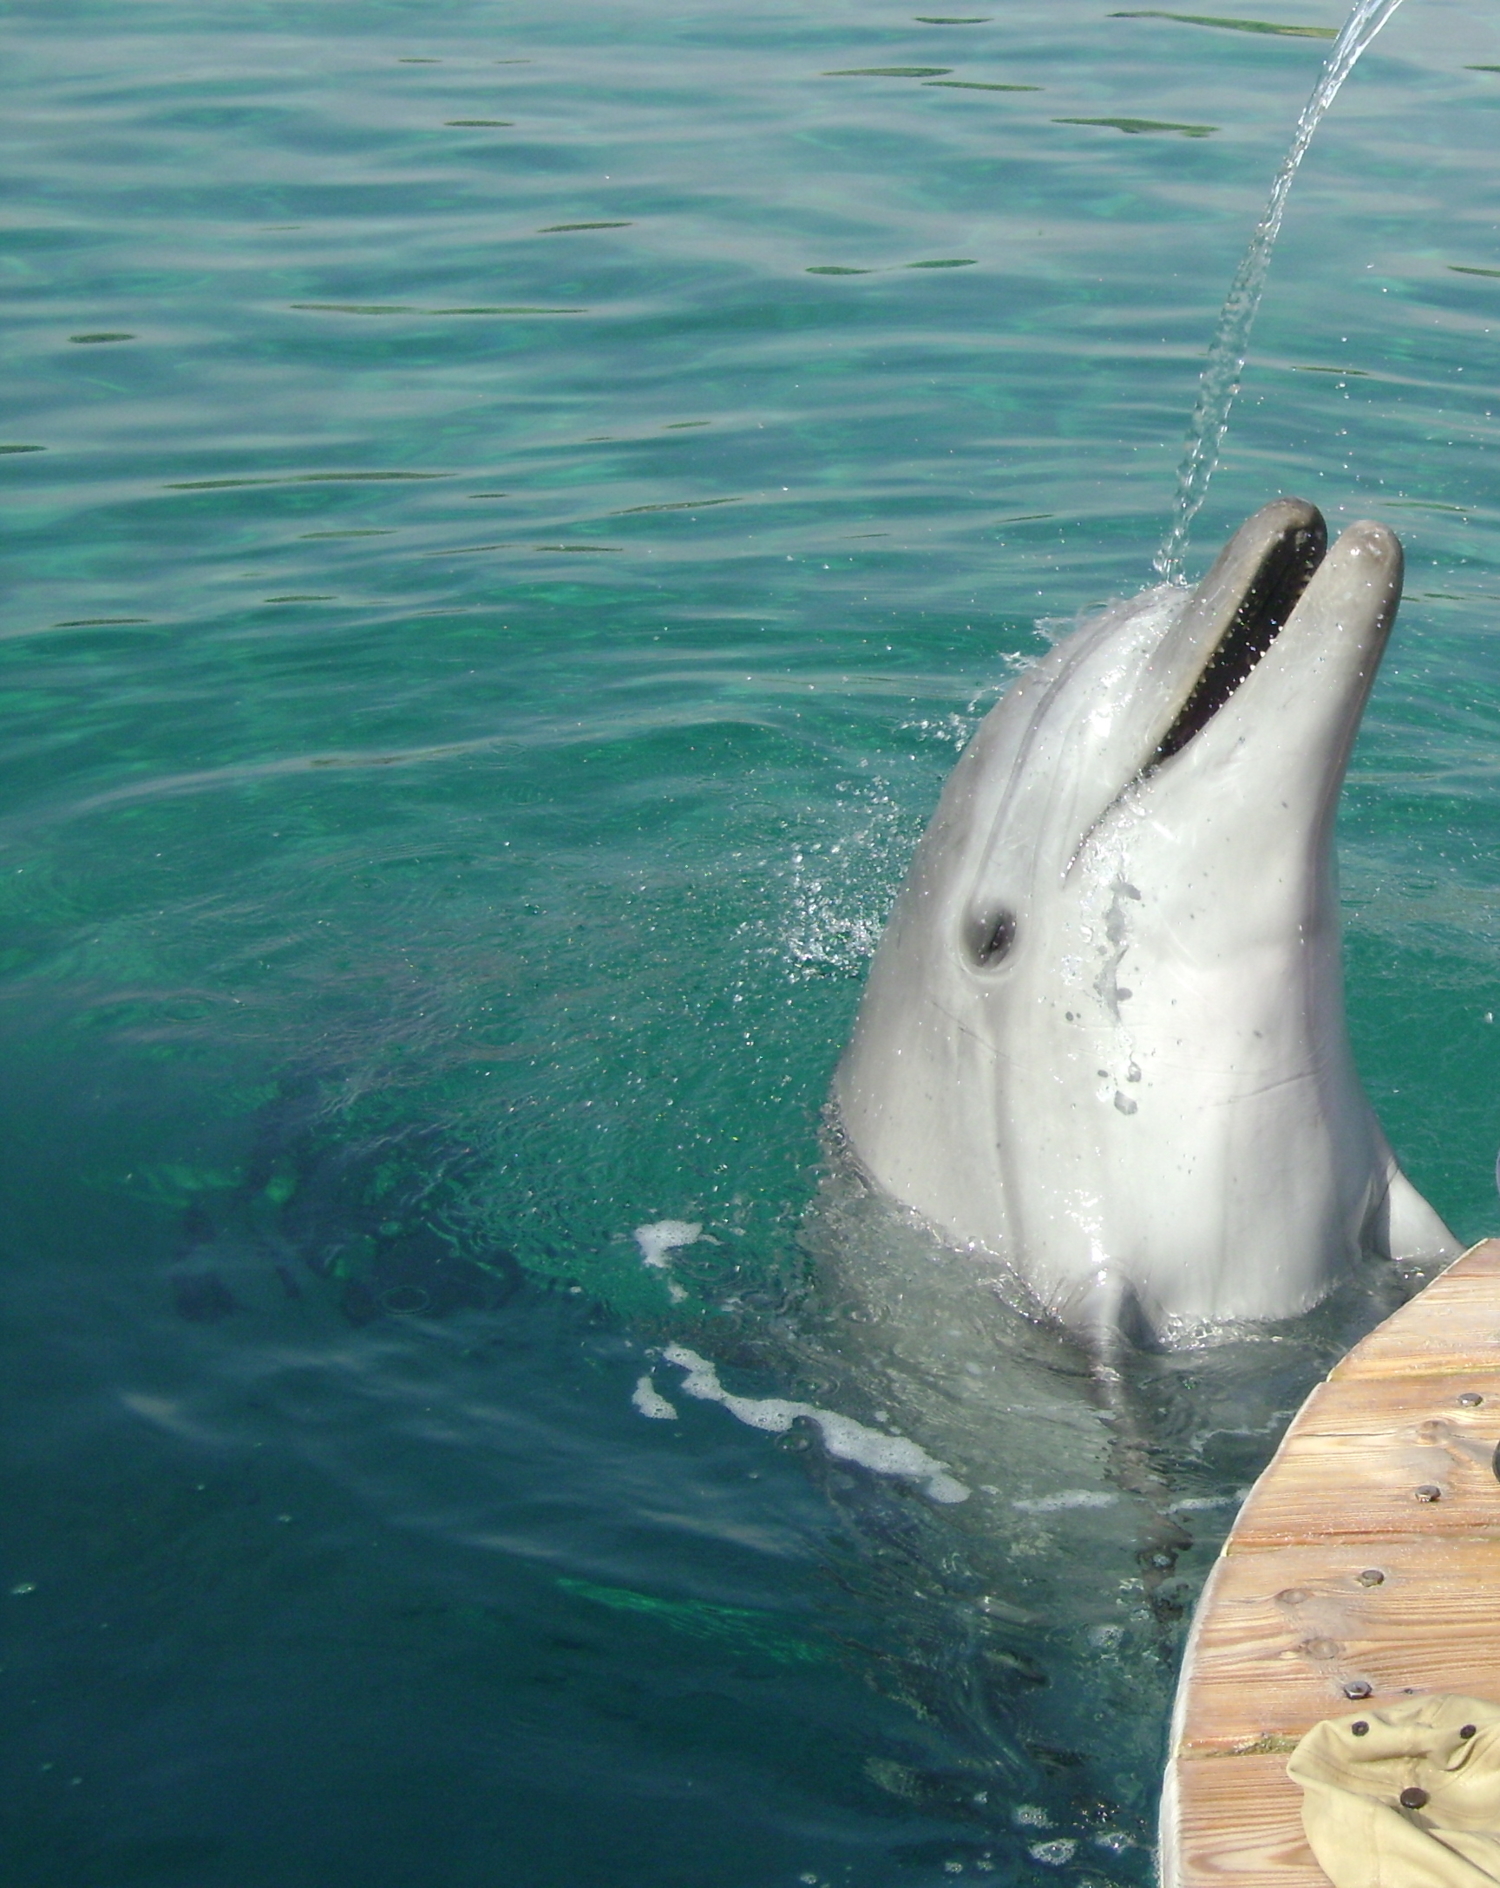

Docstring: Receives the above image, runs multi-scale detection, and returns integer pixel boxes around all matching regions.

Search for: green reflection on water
[1110,10,1338,35]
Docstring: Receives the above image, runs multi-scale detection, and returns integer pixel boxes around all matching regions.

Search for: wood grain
[1161,1239,1500,1888]
[1168,1752,1319,1888]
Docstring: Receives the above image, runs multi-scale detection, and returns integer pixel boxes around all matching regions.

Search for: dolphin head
[834,499,1456,1338]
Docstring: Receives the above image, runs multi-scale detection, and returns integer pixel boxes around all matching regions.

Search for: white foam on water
[659,1344,970,1503]
[634,1219,702,1268]
[632,1374,678,1421]
[1011,1489,1117,1514]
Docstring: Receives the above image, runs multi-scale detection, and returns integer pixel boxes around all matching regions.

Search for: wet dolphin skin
[835,499,1459,1340]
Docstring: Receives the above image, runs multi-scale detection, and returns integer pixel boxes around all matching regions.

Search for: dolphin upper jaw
[834,498,1458,1340]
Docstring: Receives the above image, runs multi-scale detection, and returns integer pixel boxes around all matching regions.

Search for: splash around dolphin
[833,498,1459,1342]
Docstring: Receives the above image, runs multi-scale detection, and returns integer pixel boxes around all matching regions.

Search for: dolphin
[833,498,1459,1341]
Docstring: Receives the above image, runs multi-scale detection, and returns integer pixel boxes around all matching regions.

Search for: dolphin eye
[968,908,1017,969]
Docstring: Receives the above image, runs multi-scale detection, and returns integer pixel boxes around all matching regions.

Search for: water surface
[3,2,1499,1884]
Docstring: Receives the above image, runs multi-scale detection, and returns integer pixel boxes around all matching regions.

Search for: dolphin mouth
[1146,500,1327,772]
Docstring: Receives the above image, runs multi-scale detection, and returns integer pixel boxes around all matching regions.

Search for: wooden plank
[1167,1752,1320,1888]
[1161,1238,1500,1888]
[1177,1537,1500,1753]
[1230,1419,1500,1545]
[1275,1371,1500,1432]
[1325,1243,1500,1378]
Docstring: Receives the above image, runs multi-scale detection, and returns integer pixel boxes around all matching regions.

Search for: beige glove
[1289,1696,1500,1888]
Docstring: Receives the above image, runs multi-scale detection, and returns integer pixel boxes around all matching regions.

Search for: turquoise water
[4,1,1500,1882]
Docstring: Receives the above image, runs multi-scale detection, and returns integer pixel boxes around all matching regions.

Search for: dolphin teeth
[1149,501,1326,769]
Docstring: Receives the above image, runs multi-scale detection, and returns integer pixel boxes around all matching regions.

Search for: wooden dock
[1160,1237,1500,1888]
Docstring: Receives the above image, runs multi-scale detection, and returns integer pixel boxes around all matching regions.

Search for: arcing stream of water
[1155,0,1412,580]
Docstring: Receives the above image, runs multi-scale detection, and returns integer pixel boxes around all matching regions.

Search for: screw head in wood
[1415,1484,1442,1502]
[1356,1569,1385,1586]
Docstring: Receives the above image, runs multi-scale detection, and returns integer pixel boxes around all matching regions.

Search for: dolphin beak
[1146,497,1330,771]
[1064,500,1402,877]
